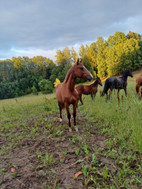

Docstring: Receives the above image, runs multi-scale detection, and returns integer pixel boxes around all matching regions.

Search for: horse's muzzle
[87,75,93,81]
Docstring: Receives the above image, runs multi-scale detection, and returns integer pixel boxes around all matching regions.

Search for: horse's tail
[54,78,61,87]
[101,79,109,96]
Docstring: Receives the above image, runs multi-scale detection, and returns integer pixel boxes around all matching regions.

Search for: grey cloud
[0,0,142,59]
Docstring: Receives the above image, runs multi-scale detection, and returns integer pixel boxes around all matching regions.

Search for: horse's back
[107,77,117,83]
[76,85,92,95]
[105,77,117,88]
[105,77,122,90]
[76,85,84,94]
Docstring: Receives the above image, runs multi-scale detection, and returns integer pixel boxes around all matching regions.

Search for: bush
[31,86,38,95]
[38,79,53,94]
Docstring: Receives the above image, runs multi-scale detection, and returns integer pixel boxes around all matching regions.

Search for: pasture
[0,74,142,188]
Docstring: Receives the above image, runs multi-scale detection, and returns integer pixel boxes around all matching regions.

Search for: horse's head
[74,59,93,81]
[125,70,133,78]
[97,78,102,86]
[92,77,102,87]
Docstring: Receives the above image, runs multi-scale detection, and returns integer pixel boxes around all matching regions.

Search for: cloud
[0,47,57,61]
[0,0,142,60]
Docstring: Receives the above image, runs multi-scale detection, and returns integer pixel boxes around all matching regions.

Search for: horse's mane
[64,67,74,83]
[91,79,99,86]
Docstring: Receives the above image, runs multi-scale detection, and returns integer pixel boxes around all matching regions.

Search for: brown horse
[76,78,102,104]
[56,59,93,132]
[136,74,142,98]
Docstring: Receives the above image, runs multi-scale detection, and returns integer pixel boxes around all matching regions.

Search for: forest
[0,31,142,99]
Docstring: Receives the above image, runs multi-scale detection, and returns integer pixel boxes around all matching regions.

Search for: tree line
[0,31,142,99]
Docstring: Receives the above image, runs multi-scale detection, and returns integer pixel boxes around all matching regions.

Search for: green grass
[0,70,142,188]
[0,73,141,154]
[0,93,56,121]
[79,79,142,153]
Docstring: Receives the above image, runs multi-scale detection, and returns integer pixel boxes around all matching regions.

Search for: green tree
[95,37,108,78]
[71,47,78,63]
[87,42,98,77]
[55,50,66,64]
[12,56,24,69]
[62,46,71,63]
[79,44,86,58]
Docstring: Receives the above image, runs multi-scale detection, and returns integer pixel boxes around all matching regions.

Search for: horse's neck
[95,83,99,88]
[91,81,98,88]
[64,71,76,91]
[122,75,128,81]
[92,84,98,89]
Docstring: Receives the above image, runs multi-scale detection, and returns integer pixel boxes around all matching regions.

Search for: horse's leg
[110,88,113,100]
[109,90,111,99]
[124,88,127,97]
[137,86,141,99]
[106,92,108,102]
[108,88,112,100]
[138,87,141,99]
[65,103,72,132]
[108,90,110,99]
[117,90,120,104]
[121,95,124,103]
[91,93,94,101]
[136,84,140,98]
[58,103,62,122]
[80,95,83,105]
[73,102,78,132]
[93,93,96,101]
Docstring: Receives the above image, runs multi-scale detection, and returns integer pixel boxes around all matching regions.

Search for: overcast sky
[0,0,142,61]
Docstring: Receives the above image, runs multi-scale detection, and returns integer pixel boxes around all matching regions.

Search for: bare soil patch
[0,112,141,188]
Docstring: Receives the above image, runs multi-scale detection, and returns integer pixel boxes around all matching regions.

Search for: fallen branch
[62,157,86,171]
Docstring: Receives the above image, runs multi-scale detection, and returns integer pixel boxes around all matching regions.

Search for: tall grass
[0,76,141,153]
[79,80,142,153]
[0,93,55,122]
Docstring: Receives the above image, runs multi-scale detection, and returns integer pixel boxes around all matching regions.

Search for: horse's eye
[80,67,84,71]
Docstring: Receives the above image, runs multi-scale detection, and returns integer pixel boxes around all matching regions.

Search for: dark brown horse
[136,74,142,98]
[56,59,93,132]
[76,78,102,104]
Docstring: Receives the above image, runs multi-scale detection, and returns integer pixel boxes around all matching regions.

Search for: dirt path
[0,113,141,188]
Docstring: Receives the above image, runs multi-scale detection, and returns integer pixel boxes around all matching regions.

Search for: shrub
[38,79,53,94]
[31,86,38,95]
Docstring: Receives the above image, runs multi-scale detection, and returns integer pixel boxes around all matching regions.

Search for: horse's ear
[76,58,80,65]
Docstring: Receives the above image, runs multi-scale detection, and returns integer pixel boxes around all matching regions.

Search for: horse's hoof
[60,118,62,122]
[75,127,78,132]
[69,128,72,132]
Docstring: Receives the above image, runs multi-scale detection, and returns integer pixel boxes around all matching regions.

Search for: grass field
[0,71,142,188]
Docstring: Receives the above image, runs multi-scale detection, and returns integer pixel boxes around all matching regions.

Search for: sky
[0,0,142,61]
